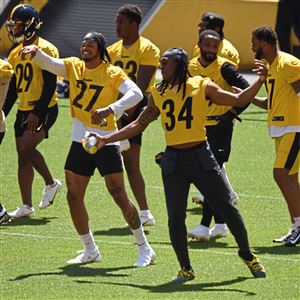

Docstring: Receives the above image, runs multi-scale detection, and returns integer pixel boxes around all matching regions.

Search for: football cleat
[192,193,204,206]
[9,205,35,218]
[240,253,266,278]
[172,267,195,283]
[187,225,209,241]
[39,179,62,209]
[209,224,228,238]
[284,227,300,247]
[273,228,293,243]
[67,247,101,264]
[140,210,155,226]
[0,208,10,224]
[134,245,156,267]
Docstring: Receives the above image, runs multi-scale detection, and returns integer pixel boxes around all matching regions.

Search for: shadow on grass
[0,217,57,227]
[188,239,230,249]
[253,245,300,255]
[9,264,135,281]
[186,207,203,215]
[75,276,255,295]
[93,227,150,237]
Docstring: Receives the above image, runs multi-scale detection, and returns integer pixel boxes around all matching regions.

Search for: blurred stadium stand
[0,0,157,58]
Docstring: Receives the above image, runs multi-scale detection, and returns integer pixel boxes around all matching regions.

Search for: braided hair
[82,32,111,63]
[157,48,191,100]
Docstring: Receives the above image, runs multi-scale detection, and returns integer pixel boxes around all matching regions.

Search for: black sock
[238,250,253,261]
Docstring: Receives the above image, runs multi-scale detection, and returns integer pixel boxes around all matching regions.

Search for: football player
[193,12,240,65]
[187,30,251,241]
[85,48,267,282]
[20,31,156,267]
[3,4,61,218]
[107,4,160,226]
[251,26,300,247]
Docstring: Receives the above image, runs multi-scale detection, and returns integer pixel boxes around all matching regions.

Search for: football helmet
[6,4,42,44]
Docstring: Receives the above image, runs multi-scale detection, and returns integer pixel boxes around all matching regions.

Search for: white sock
[140,210,150,215]
[131,226,149,247]
[293,217,300,229]
[79,230,97,253]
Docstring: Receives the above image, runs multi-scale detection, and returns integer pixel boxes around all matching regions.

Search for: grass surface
[1,93,299,299]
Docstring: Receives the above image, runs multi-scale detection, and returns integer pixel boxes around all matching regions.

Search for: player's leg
[161,148,195,283]
[191,142,266,278]
[273,132,300,245]
[100,145,155,267]
[122,134,155,226]
[64,142,100,264]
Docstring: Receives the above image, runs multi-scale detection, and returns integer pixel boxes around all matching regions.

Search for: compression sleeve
[108,79,143,120]
[33,49,67,78]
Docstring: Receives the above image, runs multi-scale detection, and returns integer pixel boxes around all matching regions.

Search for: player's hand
[90,108,110,126]
[24,113,40,133]
[84,132,106,151]
[19,45,39,60]
[253,59,268,82]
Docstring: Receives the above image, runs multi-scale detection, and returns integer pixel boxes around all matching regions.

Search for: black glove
[214,110,241,134]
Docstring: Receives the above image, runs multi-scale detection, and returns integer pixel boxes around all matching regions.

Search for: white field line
[0,231,298,262]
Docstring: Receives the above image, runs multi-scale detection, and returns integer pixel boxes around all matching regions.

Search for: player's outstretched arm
[19,45,67,78]
[207,59,267,107]
[87,96,160,152]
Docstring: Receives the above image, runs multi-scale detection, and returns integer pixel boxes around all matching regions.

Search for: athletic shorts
[205,124,233,166]
[14,104,58,138]
[64,141,123,177]
[274,132,300,175]
[120,96,147,145]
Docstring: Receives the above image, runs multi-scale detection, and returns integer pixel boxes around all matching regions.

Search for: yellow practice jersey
[266,51,300,126]
[193,38,240,66]
[8,37,58,111]
[151,76,210,146]
[107,36,160,92]
[63,57,128,130]
[189,56,235,126]
[0,59,14,78]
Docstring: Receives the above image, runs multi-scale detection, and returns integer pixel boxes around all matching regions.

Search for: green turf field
[1,95,299,299]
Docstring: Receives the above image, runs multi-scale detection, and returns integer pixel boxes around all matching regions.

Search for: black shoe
[0,210,10,224]
[284,228,300,247]
[172,267,195,283]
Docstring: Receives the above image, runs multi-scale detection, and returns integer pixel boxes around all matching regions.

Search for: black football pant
[161,142,250,268]
[201,125,235,226]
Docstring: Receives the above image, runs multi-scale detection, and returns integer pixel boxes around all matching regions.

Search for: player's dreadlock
[157,48,191,100]
[82,32,111,63]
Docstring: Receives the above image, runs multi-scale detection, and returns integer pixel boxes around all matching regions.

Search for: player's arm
[2,74,18,117]
[19,45,67,78]
[251,97,268,109]
[90,96,160,150]
[207,59,267,106]
[91,79,143,124]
